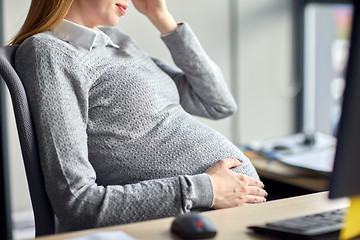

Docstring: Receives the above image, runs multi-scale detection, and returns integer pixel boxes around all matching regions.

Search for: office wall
[3,0,294,213]
[236,0,295,142]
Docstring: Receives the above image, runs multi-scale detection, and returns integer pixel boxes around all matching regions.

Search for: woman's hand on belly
[206,157,267,209]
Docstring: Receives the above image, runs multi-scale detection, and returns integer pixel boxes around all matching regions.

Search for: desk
[247,151,329,192]
[36,192,349,240]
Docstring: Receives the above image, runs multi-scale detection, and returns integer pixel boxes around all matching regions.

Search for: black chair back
[0,45,55,236]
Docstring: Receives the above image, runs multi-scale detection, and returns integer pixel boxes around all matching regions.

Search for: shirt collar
[50,19,119,51]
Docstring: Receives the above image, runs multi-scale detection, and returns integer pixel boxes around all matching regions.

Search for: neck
[65,3,96,29]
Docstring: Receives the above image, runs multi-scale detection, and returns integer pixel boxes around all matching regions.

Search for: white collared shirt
[50,19,119,51]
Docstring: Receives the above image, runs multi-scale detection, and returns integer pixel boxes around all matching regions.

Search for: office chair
[0,45,56,236]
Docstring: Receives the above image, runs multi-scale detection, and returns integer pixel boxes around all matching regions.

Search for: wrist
[186,174,214,209]
[148,12,178,35]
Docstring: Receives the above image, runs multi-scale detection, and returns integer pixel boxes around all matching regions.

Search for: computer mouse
[171,212,217,239]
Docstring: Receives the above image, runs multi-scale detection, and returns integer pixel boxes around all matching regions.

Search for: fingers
[235,175,267,204]
[244,195,267,204]
[207,157,268,209]
[239,174,264,189]
[217,157,243,169]
[247,186,268,198]
[235,188,267,206]
[219,158,264,188]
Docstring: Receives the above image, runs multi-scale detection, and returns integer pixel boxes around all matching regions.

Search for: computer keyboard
[248,208,346,239]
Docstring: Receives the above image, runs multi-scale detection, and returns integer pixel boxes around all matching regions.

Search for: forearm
[148,11,178,35]
[53,174,213,231]
[159,23,237,119]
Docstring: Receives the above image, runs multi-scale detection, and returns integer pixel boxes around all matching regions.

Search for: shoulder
[15,32,88,82]
[16,31,78,61]
[15,32,86,78]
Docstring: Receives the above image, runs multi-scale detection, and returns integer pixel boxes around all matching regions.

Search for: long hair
[11,0,73,44]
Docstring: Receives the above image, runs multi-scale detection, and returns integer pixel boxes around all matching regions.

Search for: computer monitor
[329,0,360,199]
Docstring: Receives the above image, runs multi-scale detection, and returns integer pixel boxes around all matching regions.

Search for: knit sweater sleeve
[154,23,237,120]
[15,35,214,231]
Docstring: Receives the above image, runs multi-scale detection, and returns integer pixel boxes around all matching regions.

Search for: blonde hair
[11,0,73,44]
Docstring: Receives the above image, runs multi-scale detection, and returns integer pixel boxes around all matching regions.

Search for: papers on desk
[279,147,335,173]
[66,230,137,240]
[244,132,337,173]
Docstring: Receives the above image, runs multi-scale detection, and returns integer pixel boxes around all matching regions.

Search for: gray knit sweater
[15,22,259,231]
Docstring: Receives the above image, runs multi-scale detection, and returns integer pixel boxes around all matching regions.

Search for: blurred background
[0,0,353,239]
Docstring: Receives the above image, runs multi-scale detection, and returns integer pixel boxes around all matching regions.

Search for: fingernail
[265,191,268,197]
[237,158,243,163]
[262,183,265,189]
[263,198,267,203]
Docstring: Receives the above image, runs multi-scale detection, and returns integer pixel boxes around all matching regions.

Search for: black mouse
[171,212,217,239]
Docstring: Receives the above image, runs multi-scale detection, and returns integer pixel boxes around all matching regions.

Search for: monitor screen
[329,0,360,199]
